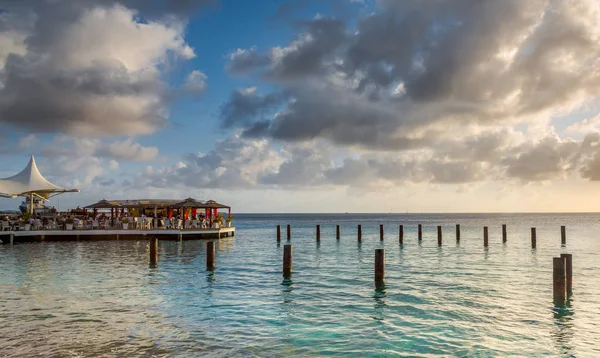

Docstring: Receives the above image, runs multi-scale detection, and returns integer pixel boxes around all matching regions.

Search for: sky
[1,0,600,213]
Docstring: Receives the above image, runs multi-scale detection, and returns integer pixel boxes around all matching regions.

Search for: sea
[1,213,599,357]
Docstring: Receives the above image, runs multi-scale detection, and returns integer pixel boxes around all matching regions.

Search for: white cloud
[0,3,200,136]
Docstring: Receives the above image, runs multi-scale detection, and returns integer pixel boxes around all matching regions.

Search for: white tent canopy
[0,156,79,200]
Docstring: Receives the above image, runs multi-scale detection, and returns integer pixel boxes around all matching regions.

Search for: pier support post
[531,228,536,248]
[380,224,384,241]
[316,225,320,242]
[561,226,566,246]
[358,225,362,242]
[561,253,572,294]
[10,234,14,245]
[484,227,489,247]
[418,224,422,241]
[149,238,158,266]
[207,241,215,270]
[277,225,281,242]
[437,226,442,246]
[456,224,460,243]
[336,225,340,240]
[283,244,292,279]
[553,256,566,306]
[287,224,291,240]
[502,224,507,243]
[375,248,385,287]
[399,225,404,245]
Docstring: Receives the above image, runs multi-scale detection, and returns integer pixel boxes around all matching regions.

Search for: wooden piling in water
[336,225,340,240]
[207,241,215,269]
[399,225,404,245]
[561,226,566,246]
[418,224,422,241]
[502,224,507,243]
[149,238,158,265]
[375,248,385,286]
[553,256,566,306]
[277,225,281,242]
[437,226,442,246]
[531,228,536,248]
[287,224,291,240]
[380,224,384,241]
[456,224,460,243]
[358,224,362,242]
[316,225,320,242]
[283,244,292,278]
[483,226,489,247]
[561,253,572,294]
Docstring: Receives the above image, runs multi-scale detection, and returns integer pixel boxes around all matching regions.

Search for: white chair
[1,221,9,231]
[191,219,198,229]
[164,219,171,229]
[92,220,99,229]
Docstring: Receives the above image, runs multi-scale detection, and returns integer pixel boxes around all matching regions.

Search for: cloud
[42,136,159,162]
[223,0,600,152]
[219,87,287,129]
[226,47,271,74]
[184,70,208,92]
[0,1,209,137]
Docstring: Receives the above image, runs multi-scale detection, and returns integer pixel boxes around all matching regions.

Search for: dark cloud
[226,48,271,75]
[501,136,579,182]
[223,0,600,152]
[219,88,287,128]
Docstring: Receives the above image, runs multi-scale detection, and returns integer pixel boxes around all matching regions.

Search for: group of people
[1,210,227,231]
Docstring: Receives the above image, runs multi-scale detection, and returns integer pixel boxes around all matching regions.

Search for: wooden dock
[0,227,235,244]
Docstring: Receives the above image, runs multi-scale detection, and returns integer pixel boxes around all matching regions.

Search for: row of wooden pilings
[146,225,573,307]
[279,244,574,307]
[276,224,568,247]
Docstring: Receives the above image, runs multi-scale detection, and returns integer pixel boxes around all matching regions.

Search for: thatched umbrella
[84,199,121,209]
[83,199,121,219]
[172,197,204,220]
[171,197,204,208]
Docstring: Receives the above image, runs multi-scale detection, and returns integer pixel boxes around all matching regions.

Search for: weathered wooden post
[399,225,404,245]
[502,224,507,243]
[418,224,422,241]
[358,224,362,242]
[483,226,489,247]
[287,224,291,240]
[561,253,573,294]
[149,238,158,265]
[456,224,460,243]
[10,233,14,245]
[531,228,536,248]
[561,226,566,246]
[277,225,281,242]
[207,241,215,270]
[437,226,442,246]
[283,244,292,279]
[316,225,320,242]
[553,256,566,306]
[336,225,340,240]
[380,224,384,241]
[375,248,385,287]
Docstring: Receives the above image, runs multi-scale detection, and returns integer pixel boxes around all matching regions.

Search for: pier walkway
[0,227,235,244]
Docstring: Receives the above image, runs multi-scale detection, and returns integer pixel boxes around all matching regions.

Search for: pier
[0,227,235,243]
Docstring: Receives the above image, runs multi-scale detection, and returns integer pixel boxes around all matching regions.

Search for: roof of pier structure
[84,198,231,209]
[0,156,79,199]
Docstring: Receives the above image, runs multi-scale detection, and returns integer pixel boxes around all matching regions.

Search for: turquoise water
[1,213,599,357]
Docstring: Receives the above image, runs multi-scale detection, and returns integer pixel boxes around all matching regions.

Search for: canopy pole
[30,193,34,215]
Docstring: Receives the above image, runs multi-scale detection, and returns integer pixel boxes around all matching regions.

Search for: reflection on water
[552,303,575,357]
[2,213,600,356]
[372,286,387,321]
